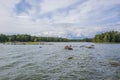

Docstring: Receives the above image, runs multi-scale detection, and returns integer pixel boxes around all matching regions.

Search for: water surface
[0,42,120,80]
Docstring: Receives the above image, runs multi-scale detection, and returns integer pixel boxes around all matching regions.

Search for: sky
[0,0,120,39]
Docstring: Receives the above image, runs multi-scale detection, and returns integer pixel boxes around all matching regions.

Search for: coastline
[0,42,120,45]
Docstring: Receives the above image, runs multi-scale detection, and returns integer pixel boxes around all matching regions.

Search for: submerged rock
[79,78,87,80]
[104,77,113,80]
[109,61,120,67]
[68,57,73,60]
[39,46,42,48]
[80,45,86,48]
[116,71,120,79]
[91,44,95,46]
[86,46,94,49]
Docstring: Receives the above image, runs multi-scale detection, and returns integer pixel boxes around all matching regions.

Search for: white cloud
[40,0,78,14]
[51,0,120,24]
[0,0,120,38]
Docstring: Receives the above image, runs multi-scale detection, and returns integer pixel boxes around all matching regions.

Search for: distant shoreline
[0,31,120,43]
[0,42,53,45]
[0,42,120,45]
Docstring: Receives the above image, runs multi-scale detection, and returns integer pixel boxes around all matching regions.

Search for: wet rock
[68,47,73,50]
[79,78,87,80]
[64,45,69,49]
[91,44,95,46]
[86,46,94,49]
[39,46,42,48]
[109,61,120,67]
[85,44,95,49]
[64,45,73,50]
[68,57,73,60]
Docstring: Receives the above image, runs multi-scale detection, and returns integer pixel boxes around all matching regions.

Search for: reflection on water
[0,43,120,80]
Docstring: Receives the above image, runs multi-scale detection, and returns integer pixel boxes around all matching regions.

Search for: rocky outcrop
[64,45,73,50]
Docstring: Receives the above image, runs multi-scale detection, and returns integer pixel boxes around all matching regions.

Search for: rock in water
[64,45,73,50]
[68,57,73,60]
[109,61,120,67]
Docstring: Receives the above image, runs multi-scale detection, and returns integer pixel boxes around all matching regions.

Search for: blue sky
[0,0,120,39]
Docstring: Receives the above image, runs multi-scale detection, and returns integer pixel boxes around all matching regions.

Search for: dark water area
[0,42,120,80]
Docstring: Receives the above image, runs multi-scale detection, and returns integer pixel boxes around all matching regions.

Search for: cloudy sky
[0,0,120,39]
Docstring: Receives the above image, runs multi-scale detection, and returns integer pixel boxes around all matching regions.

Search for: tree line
[0,34,69,42]
[0,31,120,43]
[70,38,93,42]
[93,31,120,42]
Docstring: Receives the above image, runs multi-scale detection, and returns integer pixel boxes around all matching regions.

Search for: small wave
[21,63,36,68]
[0,61,20,70]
